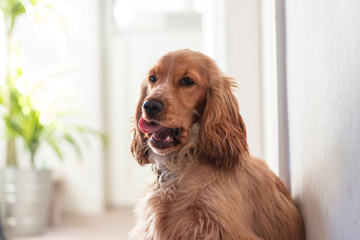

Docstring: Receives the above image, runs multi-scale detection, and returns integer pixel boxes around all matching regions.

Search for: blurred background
[0,0,276,239]
[1,0,359,240]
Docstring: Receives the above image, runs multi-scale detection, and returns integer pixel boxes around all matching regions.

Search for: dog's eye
[182,77,194,86]
[149,75,157,83]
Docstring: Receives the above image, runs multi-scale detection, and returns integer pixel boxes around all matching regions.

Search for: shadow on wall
[295,175,330,240]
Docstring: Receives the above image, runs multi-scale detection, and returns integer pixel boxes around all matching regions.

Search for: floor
[13,208,135,240]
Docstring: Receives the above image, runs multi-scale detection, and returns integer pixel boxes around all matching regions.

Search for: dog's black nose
[143,100,164,118]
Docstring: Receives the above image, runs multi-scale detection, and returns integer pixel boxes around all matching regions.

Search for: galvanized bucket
[0,169,52,236]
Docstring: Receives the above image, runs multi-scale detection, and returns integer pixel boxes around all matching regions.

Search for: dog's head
[131,49,248,170]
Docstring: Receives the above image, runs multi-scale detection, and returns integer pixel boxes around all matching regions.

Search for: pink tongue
[138,117,162,134]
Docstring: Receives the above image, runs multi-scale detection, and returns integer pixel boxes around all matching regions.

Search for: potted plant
[0,70,89,236]
[0,0,101,236]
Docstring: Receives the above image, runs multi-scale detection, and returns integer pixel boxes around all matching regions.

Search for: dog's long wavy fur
[130,49,305,240]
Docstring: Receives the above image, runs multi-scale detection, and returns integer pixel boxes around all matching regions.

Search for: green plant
[0,0,103,168]
[0,0,35,167]
[2,74,87,167]
[0,0,36,33]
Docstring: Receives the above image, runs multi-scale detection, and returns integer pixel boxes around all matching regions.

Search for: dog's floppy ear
[198,74,248,170]
[131,81,150,165]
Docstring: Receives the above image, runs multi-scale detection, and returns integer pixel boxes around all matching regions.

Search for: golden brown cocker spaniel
[130,49,305,240]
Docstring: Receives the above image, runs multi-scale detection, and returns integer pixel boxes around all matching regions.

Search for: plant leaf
[0,89,4,105]
[72,124,107,144]
[45,135,63,160]
[4,116,24,138]
[64,132,82,158]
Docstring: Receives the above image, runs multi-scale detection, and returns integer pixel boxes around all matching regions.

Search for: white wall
[60,0,104,215]
[201,0,265,161]
[222,0,263,158]
[259,0,279,175]
[283,1,360,239]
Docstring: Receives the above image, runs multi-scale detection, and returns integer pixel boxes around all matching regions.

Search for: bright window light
[113,0,204,29]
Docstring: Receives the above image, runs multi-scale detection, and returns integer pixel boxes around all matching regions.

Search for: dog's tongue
[138,117,162,134]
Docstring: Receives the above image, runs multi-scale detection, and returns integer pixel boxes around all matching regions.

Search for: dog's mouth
[138,117,181,149]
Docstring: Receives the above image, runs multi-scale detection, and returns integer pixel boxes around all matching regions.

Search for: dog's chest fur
[131,156,304,240]
[131,124,254,239]
[131,156,222,240]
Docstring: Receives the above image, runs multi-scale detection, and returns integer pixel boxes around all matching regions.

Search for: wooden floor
[14,208,135,240]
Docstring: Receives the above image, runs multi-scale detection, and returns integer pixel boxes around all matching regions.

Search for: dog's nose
[143,100,164,118]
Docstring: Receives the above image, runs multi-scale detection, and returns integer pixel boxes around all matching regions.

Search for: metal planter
[0,169,52,236]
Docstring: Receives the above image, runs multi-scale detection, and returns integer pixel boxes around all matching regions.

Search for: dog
[130,49,305,240]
